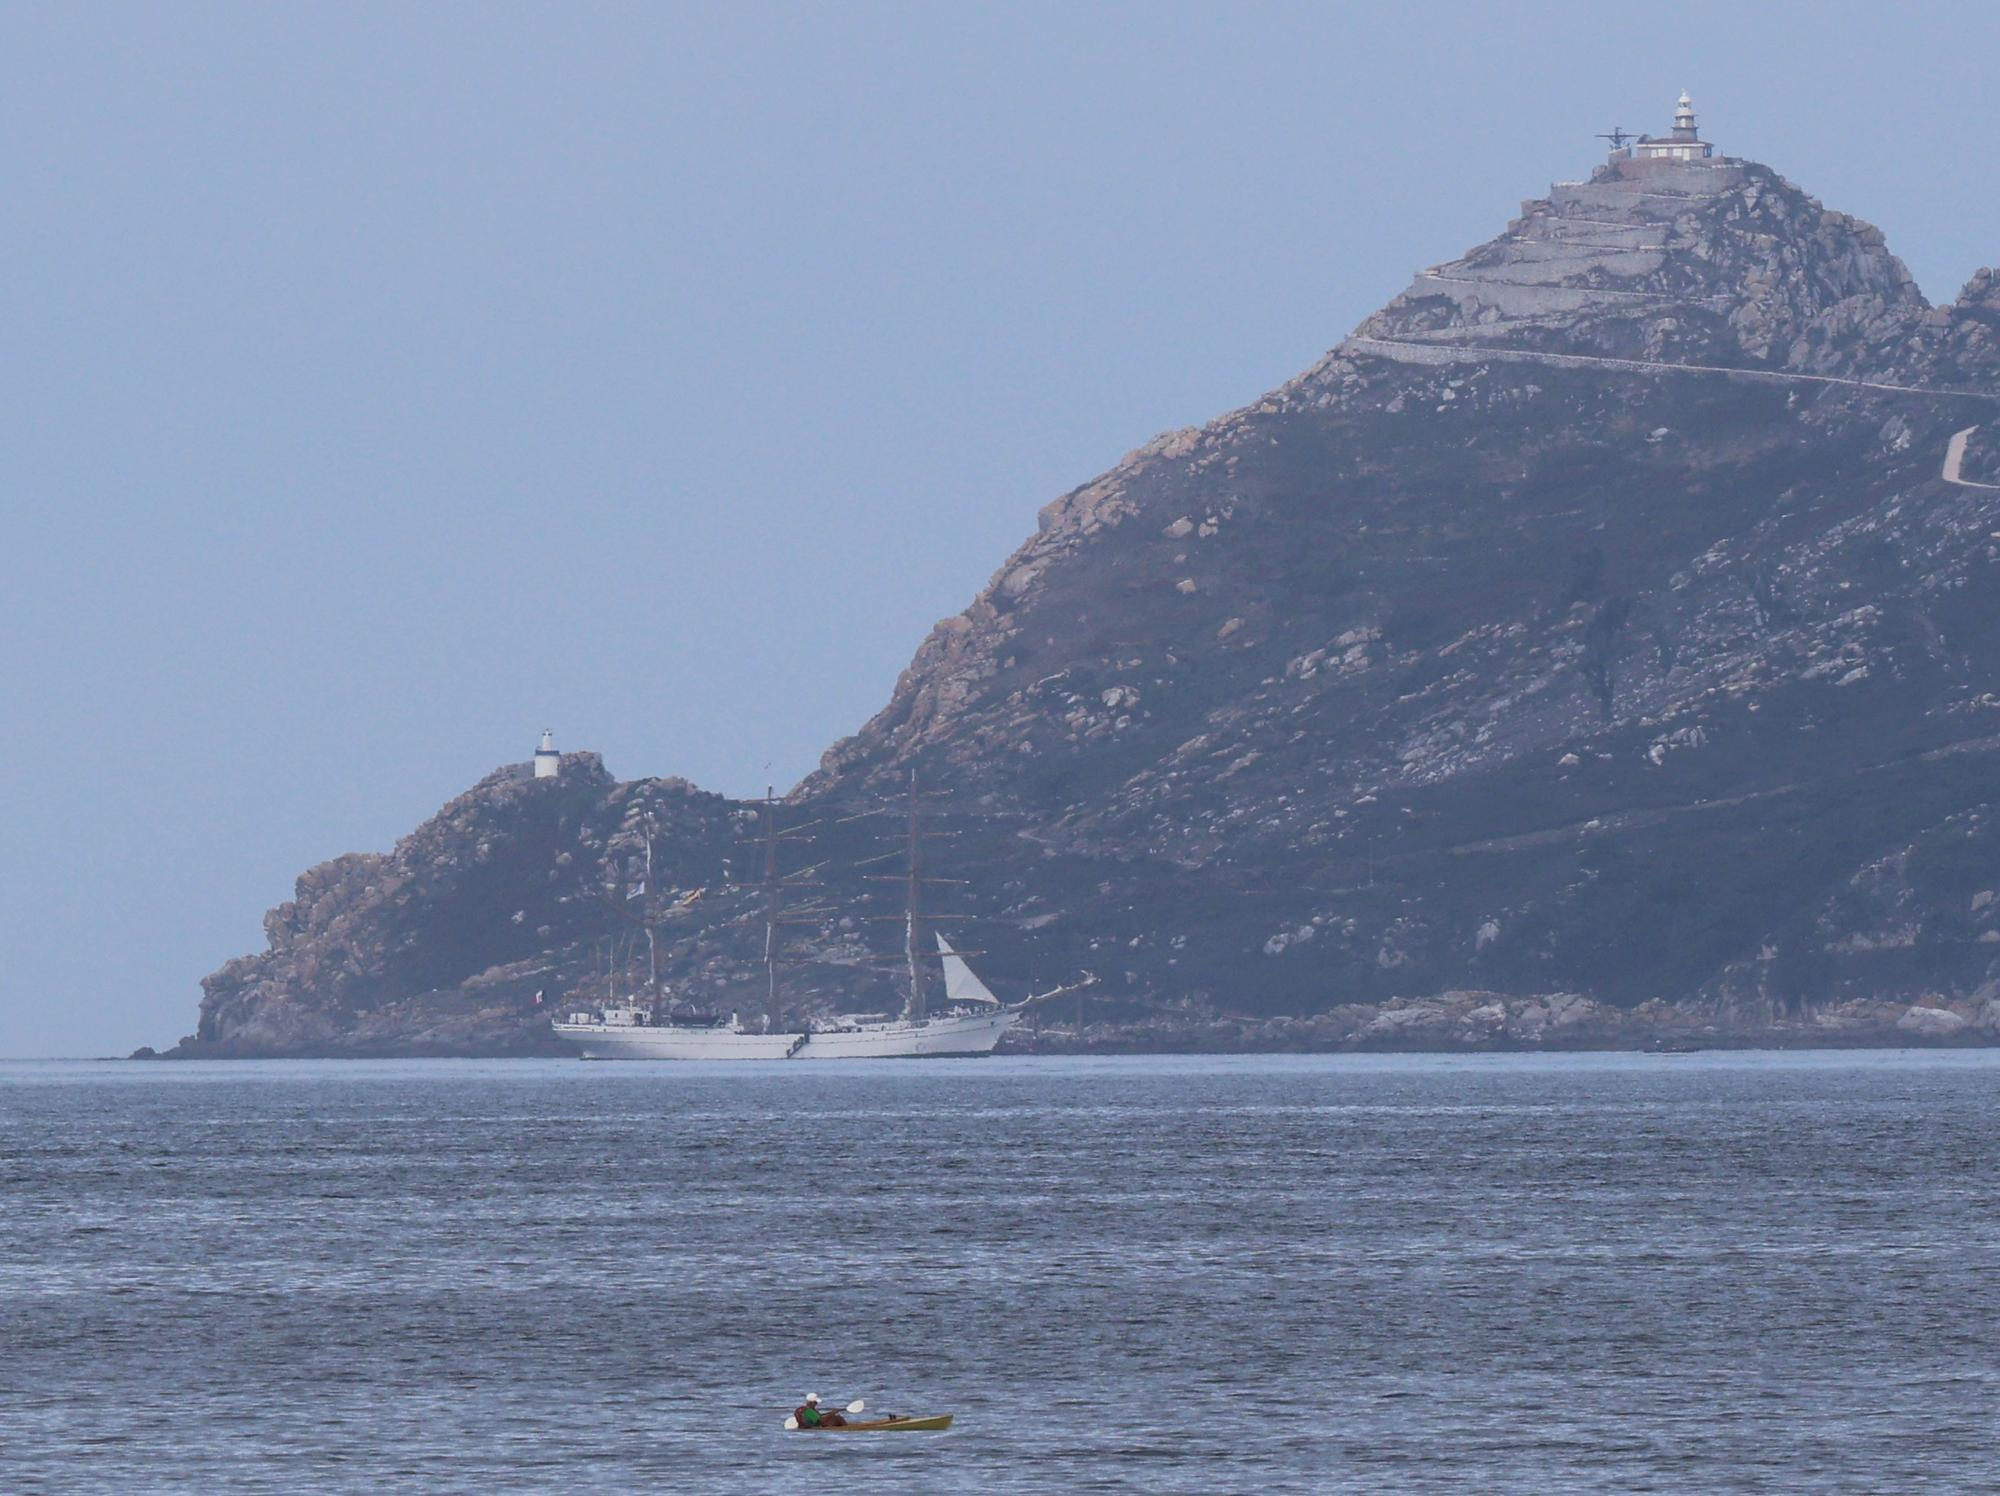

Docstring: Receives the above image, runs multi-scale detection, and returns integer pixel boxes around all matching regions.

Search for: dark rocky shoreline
[143,990,2000,1059]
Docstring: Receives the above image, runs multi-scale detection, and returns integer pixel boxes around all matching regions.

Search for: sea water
[2,1052,1996,1494]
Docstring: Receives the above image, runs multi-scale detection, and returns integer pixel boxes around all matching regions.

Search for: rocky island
[172,99,2000,1055]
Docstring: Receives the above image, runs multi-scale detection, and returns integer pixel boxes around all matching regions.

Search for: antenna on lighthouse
[534,728,559,779]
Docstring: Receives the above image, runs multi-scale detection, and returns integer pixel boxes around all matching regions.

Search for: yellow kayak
[790,1414,953,1432]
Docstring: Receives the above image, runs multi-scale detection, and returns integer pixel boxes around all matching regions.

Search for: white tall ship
[549,938,1021,1060]
[550,772,1088,1061]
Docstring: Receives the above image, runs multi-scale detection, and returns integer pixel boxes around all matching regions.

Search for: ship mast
[644,819,659,1006]
[762,784,783,1033]
[751,785,825,1033]
[863,768,965,1020]
[856,768,969,1019]
[904,769,927,1023]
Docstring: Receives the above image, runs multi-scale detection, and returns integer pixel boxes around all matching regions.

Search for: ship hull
[551,1023,805,1060]
[794,1008,1015,1059]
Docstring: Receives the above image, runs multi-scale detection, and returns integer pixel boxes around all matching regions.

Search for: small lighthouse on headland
[533,729,560,779]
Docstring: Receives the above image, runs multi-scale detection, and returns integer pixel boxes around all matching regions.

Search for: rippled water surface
[4,1052,1997,1493]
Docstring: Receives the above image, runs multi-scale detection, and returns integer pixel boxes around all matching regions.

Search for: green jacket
[795,1405,823,1426]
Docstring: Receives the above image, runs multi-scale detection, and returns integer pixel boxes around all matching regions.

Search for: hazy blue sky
[5,1,1998,1056]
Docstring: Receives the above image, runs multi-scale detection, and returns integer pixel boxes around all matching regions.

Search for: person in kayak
[793,1394,846,1428]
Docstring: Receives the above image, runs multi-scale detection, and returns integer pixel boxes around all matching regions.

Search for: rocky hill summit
[174,106,2000,1055]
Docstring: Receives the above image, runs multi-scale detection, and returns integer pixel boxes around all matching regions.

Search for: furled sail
[936,934,1001,1006]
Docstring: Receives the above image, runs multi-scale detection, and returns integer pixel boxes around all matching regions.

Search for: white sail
[936,934,1001,1007]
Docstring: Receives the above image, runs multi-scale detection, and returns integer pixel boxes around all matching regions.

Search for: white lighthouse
[534,729,560,779]
[1632,92,1714,161]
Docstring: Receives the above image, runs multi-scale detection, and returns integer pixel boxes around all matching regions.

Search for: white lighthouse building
[1632,92,1714,161]
[533,729,560,779]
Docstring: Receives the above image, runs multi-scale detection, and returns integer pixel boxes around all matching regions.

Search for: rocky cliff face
[176,146,2000,1055]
